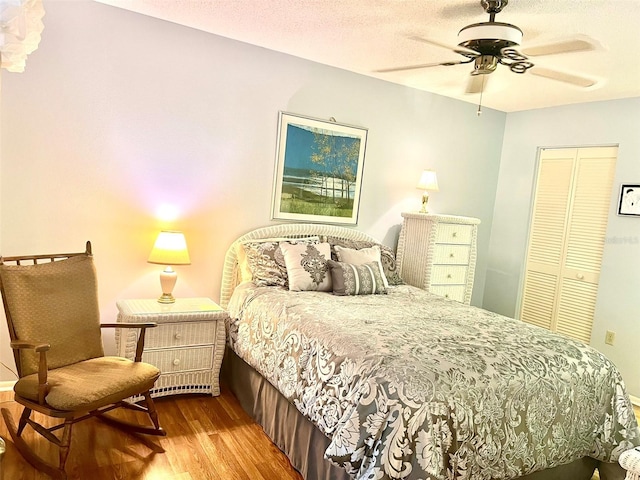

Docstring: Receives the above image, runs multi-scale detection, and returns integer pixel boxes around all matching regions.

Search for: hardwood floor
[1,389,639,480]
[0,386,303,480]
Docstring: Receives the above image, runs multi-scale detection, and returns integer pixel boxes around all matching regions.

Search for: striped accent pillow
[327,260,387,296]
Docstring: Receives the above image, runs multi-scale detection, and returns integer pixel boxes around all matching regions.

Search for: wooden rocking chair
[0,242,166,479]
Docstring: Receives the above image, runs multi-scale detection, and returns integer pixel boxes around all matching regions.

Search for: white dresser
[397,213,480,304]
[115,297,227,398]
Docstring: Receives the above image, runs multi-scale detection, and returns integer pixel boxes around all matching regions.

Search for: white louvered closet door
[520,146,617,343]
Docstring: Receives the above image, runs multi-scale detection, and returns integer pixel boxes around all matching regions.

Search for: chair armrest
[10,340,51,352]
[101,322,158,362]
[9,341,50,404]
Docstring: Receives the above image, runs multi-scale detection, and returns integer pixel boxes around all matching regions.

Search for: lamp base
[157,293,176,304]
[157,266,178,304]
[420,192,430,214]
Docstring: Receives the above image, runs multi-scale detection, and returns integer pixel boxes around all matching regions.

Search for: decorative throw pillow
[243,241,287,287]
[327,259,388,296]
[280,242,332,292]
[325,236,404,286]
[243,237,319,287]
[334,244,379,263]
[235,243,254,283]
[334,245,389,288]
[378,247,404,285]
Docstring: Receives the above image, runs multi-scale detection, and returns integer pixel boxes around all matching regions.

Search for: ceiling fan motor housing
[481,0,509,15]
[458,22,523,55]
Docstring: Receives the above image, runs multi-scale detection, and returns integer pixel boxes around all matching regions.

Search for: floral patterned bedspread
[227,283,640,480]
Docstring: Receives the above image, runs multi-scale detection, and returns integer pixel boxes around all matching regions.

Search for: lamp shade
[148,231,191,265]
[417,170,439,191]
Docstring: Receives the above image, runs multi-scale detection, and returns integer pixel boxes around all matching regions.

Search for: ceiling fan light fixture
[458,22,523,51]
[471,55,498,75]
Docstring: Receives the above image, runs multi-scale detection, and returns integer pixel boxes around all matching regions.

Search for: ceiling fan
[377,0,598,95]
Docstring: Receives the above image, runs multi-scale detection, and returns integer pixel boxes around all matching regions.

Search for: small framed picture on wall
[617,184,640,216]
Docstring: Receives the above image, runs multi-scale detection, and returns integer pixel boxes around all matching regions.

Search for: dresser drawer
[430,265,468,285]
[143,346,214,373]
[435,224,474,245]
[430,285,466,302]
[433,244,471,264]
[146,321,216,349]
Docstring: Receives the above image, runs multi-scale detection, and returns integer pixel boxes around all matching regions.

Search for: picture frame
[271,112,368,225]
[617,184,640,216]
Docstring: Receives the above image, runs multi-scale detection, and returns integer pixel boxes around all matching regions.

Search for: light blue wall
[2,0,638,399]
[484,97,640,396]
[0,0,505,381]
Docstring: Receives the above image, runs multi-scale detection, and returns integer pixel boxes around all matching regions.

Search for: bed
[219,223,640,480]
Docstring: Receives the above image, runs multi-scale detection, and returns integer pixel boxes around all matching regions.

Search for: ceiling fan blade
[521,36,598,57]
[465,74,490,94]
[375,59,473,73]
[529,67,597,88]
[408,35,478,56]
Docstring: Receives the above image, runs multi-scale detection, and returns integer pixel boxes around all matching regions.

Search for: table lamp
[148,230,191,304]
[417,170,439,213]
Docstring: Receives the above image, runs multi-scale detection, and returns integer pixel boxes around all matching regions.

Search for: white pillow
[280,242,332,292]
[334,245,389,288]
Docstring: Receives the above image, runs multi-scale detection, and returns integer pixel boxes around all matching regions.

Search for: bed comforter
[227,283,640,480]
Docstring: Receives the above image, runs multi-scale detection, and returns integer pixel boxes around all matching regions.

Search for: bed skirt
[221,347,623,480]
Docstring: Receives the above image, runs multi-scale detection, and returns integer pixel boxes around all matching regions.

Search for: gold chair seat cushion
[14,356,160,412]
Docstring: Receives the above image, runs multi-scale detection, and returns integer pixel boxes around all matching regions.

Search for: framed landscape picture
[271,112,368,225]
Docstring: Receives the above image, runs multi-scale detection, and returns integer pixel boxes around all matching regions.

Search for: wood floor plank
[0,387,303,480]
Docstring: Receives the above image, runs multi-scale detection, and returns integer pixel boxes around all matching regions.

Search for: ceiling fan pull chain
[477,74,486,116]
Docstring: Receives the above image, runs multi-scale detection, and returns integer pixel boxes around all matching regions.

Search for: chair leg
[58,419,73,475]
[1,408,67,480]
[144,392,162,430]
[17,407,31,435]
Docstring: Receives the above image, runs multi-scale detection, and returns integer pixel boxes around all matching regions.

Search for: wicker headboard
[219,223,382,309]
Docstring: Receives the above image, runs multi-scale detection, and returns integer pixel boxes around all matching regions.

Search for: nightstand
[115,297,227,398]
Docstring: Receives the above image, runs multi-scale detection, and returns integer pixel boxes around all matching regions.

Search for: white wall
[484,97,640,396]
[0,0,505,380]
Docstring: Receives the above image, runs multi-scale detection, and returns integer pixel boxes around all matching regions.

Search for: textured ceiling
[96,0,640,112]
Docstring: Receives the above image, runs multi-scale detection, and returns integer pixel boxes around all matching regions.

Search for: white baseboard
[630,395,640,407]
[0,381,15,392]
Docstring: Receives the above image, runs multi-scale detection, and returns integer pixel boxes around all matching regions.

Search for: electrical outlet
[605,330,616,346]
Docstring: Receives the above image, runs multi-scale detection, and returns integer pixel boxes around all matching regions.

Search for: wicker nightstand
[115,297,227,398]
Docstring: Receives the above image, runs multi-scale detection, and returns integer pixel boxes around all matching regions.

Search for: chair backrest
[0,242,104,377]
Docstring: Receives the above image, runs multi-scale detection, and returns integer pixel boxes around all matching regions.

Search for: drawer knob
[174,333,182,340]
[445,294,450,298]
[576,273,585,280]
[173,359,181,366]
[452,232,458,238]
[449,253,455,258]
[447,274,452,279]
